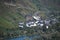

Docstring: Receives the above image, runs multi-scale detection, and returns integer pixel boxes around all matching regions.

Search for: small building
[19,25,24,28]
[37,22,44,27]
[44,19,51,25]
[36,20,44,27]
[33,16,40,20]
[18,22,24,28]
[26,20,37,27]
[35,20,39,24]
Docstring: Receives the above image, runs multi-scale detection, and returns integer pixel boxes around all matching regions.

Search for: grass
[0,9,25,29]
[0,0,47,34]
[0,17,15,29]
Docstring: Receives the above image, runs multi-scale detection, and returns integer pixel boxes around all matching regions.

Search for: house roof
[44,19,51,25]
[19,25,23,28]
[33,16,40,20]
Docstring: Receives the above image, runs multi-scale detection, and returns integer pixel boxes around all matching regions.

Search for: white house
[19,25,24,28]
[26,21,37,27]
[18,22,24,28]
[35,21,39,24]
[37,23,44,27]
[35,20,44,27]
[40,23,44,27]
[26,23,37,27]
[33,16,40,20]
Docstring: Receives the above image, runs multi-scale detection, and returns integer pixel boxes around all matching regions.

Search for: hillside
[0,0,60,40]
[0,0,45,29]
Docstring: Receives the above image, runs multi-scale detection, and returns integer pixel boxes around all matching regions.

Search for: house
[26,20,37,27]
[37,22,44,27]
[44,19,51,25]
[33,11,41,20]
[32,16,40,20]
[19,25,23,28]
[35,20,44,27]
[35,20,39,24]
[18,22,24,28]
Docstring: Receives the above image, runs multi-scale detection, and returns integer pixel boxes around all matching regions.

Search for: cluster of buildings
[18,13,58,29]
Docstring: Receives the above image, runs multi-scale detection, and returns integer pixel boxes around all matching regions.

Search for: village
[18,12,58,30]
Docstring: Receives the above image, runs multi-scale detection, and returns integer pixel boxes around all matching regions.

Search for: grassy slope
[0,0,38,30]
[0,0,60,30]
[0,3,25,29]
